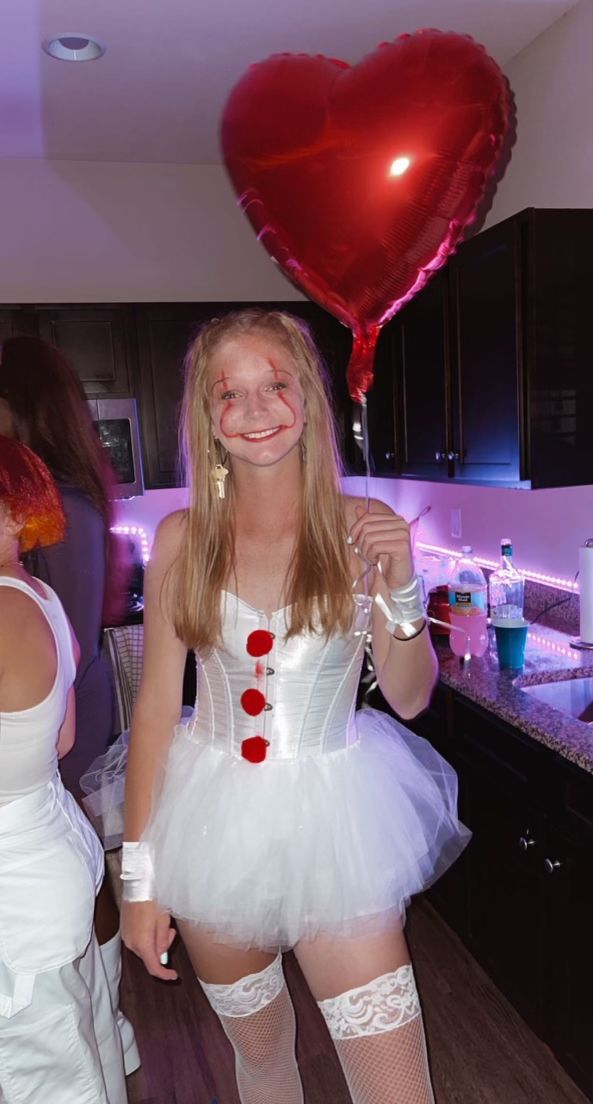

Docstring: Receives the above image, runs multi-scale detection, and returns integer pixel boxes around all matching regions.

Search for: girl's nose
[243,390,267,419]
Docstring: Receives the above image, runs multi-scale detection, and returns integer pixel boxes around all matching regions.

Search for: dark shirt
[25,484,115,797]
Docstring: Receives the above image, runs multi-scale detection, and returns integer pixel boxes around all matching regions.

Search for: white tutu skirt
[139,707,470,950]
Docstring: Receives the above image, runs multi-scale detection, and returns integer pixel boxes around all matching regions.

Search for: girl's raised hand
[349,504,414,591]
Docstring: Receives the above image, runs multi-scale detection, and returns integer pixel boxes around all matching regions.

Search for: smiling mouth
[241,427,284,441]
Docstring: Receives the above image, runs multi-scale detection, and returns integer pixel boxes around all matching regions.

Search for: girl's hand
[349,504,414,591]
[121,898,178,981]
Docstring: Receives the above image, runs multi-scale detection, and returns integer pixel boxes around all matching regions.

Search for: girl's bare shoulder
[151,510,188,564]
[0,586,43,653]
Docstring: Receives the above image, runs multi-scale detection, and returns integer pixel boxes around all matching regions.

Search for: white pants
[0,781,127,1103]
[0,933,127,1104]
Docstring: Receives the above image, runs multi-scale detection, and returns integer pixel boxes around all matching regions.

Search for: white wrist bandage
[374,575,426,638]
[121,841,155,902]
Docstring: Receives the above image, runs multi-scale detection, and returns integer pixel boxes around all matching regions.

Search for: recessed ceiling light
[42,34,105,62]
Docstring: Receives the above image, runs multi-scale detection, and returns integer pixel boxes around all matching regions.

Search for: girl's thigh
[294,920,410,1001]
[177,921,279,985]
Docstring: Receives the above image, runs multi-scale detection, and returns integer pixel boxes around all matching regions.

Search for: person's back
[0,574,76,805]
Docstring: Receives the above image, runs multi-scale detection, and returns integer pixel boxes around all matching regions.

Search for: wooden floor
[121,899,589,1104]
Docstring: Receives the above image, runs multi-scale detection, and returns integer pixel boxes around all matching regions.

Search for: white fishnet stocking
[318,964,435,1104]
[200,955,304,1104]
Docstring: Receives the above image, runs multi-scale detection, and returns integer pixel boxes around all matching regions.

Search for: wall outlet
[451,508,462,539]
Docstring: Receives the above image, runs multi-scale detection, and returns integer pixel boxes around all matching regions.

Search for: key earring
[210,438,229,499]
[211,462,229,499]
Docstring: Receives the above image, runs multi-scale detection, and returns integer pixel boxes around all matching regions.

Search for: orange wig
[0,437,66,552]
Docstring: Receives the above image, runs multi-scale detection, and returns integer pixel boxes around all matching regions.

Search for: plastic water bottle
[447,546,488,657]
[488,539,525,622]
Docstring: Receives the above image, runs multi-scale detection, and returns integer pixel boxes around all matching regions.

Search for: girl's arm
[348,498,438,720]
[121,511,187,982]
[123,510,188,842]
[57,620,80,758]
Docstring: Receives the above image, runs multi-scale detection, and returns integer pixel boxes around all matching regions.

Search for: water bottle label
[449,588,487,612]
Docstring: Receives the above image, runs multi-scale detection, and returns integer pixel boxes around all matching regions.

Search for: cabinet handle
[544,858,563,875]
[519,835,536,851]
[447,451,461,462]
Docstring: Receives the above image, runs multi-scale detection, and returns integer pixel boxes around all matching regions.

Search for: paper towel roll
[579,541,593,644]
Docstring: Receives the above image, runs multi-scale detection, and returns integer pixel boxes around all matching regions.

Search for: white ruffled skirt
[132,707,470,950]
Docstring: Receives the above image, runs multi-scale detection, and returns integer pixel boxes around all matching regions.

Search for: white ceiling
[2,0,577,164]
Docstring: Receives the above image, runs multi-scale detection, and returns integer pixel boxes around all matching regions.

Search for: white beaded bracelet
[374,575,426,638]
[121,841,155,902]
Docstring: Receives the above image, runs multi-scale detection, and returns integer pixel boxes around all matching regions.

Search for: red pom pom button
[246,629,275,658]
[241,735,269,763]
[240,688,266,716]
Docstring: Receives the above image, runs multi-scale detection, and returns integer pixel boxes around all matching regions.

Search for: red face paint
[209,339,305,453]
[271,362,297,430]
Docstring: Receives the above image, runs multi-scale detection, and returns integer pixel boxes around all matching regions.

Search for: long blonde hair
[173,310,353,651]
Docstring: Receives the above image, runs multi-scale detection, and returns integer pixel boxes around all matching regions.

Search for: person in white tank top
[0,436,127,1104]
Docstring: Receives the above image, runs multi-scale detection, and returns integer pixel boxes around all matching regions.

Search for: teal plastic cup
[493,618,529,670]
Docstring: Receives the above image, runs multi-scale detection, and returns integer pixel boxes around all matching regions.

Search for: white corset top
[190,592,371,761]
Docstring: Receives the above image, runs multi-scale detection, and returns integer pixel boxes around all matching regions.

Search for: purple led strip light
[416,541,578,593]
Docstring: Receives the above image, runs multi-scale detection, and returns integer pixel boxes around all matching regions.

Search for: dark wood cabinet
[391,273,452,480]
[409,686,593,1099]
[0,307,39,342]
[544,775,593,1096]
[35,305,136,397]
[133,305,204,488]
[526,210,593,488]
[451,699,550,1034]
[449,218,523,482]
[384,207,593,488]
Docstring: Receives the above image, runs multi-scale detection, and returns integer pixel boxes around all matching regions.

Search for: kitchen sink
[519,676,593,723]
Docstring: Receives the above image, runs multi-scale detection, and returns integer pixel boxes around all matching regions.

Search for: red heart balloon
[221,30,510,401]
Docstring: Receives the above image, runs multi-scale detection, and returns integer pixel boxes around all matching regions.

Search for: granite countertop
[435,625,593,775]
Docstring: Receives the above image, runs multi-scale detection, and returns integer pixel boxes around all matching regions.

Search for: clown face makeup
[208,334,306,469]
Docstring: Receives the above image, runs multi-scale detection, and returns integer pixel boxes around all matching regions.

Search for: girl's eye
[267,381,287,392]
[220,390,240,401]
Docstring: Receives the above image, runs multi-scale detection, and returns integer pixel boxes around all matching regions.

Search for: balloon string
[352,396,375,603]
[361,395,371,512]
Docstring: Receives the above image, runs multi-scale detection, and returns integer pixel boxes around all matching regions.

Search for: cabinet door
[463,758,546,1033]
[0,308,39,341]
[134,305,206,489]
[36,306,134,397]
[529,209,593,488]
[394,272,450,480]
[544,778,593,1099]
[449,219,524,482]
[452,700,548,1035]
